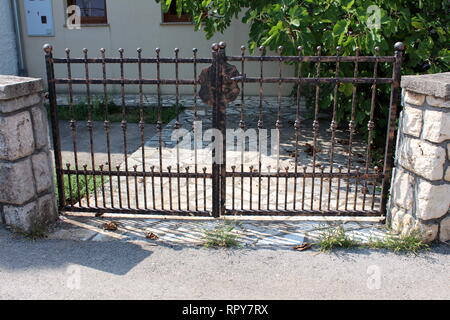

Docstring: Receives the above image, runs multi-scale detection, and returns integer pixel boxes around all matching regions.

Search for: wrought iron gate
[44,41,403,218]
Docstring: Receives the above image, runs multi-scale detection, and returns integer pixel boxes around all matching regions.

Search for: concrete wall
[389,72,450,243]
[0,0,19,75]
[18,0,294,96]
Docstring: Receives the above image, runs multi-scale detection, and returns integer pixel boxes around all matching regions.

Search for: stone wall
[389,72,450,242]
[0,75,58,233]
[0,0,18,75]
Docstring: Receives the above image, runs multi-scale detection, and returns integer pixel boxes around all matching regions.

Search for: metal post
[380,42,404,217]
[218,42,227,217]
[44,44,65,210]
[211,43,221,218]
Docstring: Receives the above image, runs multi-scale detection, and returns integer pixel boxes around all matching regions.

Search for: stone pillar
[0,75,58,233]
[389,72,450,242]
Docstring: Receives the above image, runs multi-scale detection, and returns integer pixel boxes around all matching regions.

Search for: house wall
[0,0,19,75]
[18,0,294,96]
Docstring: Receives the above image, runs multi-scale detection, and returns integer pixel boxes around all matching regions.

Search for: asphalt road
[0,226,448,300]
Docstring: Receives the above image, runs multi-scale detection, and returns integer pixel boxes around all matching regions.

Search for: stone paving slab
[47,215,388,248]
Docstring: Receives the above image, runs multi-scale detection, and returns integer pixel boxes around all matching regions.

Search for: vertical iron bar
[327,47,341,210]
[381,43,404,217]
[83,48,98,207]
[311,46,322,210]
[99,164,106,208]
[211,43,220,217]
[66,163,73,208]
[116,166,122,208]
[257,46,265,211]
[119,48,131,209]
[101,48,114,208]
[218,42,227,217]
[83,164,90,207]
[363,47,380,210]
[44,44,65,209]
[156,48,165,210]
[240,46,246,212]
[345,48,360,211]
[193,48,199,212]
[168,166,173,210]
[137,48,148,209]
[174,48,182,211]
[293,46,303,211]
[65,48,82,207]
[133,165,139,209]
[151,166,156,210]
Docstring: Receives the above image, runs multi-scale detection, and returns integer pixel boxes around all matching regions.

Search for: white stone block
[427,96,450,108]
[31,105,50,149]
[398,137,446,181]
[416,179,450,220]
[0,158,36,205]
[402,106,423,137]
[32,152,53,193]
[414,222,439,243]
[3,201,37,232]
[391,168,415,211]
[0,111,35,161]
[0,93,42,113]
[422,109,450,143]
[404,91,425,106]
[440,216,450,242]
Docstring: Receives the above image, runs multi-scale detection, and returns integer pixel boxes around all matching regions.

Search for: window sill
[160,22,193,25]
[63,23,110,28]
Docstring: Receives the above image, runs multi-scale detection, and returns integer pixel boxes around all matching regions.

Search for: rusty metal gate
[44,41,403,218]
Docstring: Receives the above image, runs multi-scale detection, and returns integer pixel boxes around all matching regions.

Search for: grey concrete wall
[389,72,450,242]
[0,75,58,233]
[0,0,19,75]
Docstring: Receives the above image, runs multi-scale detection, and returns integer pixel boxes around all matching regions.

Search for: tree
[158,0,450,152]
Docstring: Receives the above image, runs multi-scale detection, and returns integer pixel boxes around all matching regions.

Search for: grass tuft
[367,232,430,255]
[316,224,359,252]
[203,221,242,248]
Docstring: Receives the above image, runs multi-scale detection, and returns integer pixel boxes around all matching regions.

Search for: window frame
[161,2,191,24]
[67,0,108,25]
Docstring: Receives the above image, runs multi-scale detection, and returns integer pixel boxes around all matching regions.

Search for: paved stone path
[73,95,381,214]
[48,215,386,247]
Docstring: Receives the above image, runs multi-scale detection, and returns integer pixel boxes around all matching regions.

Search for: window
[67,0,107,24]
[162,1,191,23]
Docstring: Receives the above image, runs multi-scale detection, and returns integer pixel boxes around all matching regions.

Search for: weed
[55,173,106,206]
[367,232,430,255]
[203,220,241,248]
[316,224,360,252]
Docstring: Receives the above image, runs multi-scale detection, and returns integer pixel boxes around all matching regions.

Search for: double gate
[44,41,403,218]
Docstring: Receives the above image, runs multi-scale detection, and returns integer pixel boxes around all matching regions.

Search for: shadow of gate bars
[44,41,404,218]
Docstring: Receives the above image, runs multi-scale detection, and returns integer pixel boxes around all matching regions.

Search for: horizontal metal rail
[51,57,213,64]
[224,209,382,217]
[63,169,212,179]
[63,206,211,216]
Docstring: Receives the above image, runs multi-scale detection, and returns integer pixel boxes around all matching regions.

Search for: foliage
[48,98,182,124]
[55,173,106,206]
[203,220,242,248]
[158,0,449,149]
